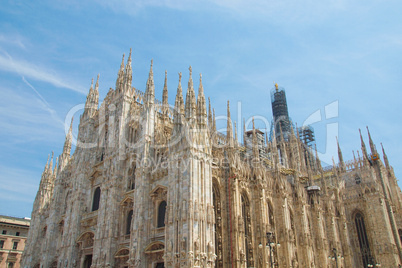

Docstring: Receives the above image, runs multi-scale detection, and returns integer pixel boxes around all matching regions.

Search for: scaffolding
[271,85,291,140]
[244,129,267,159]
[298,125,316,148]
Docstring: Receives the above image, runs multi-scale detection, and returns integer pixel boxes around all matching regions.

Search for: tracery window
[213,183,223,267]
[355,212,372,267]
[399,229,402,244]
[92,187,101,211]
[126,210,133,235]
[157,201,167,228]
[241,193,253,267]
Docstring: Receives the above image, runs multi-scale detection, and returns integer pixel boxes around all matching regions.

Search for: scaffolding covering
[298,125,316,148]
[270,86,291,140]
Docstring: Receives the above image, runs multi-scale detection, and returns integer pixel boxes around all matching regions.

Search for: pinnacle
[95,74,100,91]
[198,73,204,94]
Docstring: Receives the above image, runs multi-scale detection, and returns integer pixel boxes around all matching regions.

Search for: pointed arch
[399,229,402,245]
[126,209,133,235]
[145,241,165,254]
[114,247,130,258]
[353,210,373,267]
[76,231,95,249]
[213,178,223,267]
[157,201,167,228]
[114,247,130,267]
[241,191,253,267]
[92,187,101,211]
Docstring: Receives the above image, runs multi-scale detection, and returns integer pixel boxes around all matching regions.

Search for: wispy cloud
[0,50,86,94]
[0,165,38,203]
[0,34,26,49]
[0,86,64,145]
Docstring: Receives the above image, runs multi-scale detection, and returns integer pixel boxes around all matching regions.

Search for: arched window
[157,201,167,228]
[126,210,133,235]
[399,229,402,244]
[129,166,136,190]
[241,194,253,267]
[92,187,101,211]
[213,183,223,268]
[355,212,372,267]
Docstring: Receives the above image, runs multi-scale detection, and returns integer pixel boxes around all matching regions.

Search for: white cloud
[0,51,86,94]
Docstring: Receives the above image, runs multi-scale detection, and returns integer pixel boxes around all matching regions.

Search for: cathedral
[22,49,402,268]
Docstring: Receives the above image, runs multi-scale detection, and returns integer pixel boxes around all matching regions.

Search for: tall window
[12,242,18,250]
[241,194,253,267]
[92,187,101,211]
[126,210,133,235]
[128,166,136,190]
[0,240,4,248]
[213,183,223,267]
[157,201,167,228]
[399,229,402,244]
[355,212,372,267]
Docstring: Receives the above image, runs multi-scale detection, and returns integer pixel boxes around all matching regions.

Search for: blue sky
[1,0,402,218]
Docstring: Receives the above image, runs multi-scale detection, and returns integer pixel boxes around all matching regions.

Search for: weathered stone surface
[21,52,402,268]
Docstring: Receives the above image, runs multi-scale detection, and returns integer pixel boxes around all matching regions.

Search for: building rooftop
[0,215,31,227]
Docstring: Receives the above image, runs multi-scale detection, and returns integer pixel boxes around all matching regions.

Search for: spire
[197,73,207,126]
[359,128,370,164]
[44,154,50,173]
[144,59,155,105]
[49,151,54,175]
[185,66,196,121]
[208,97,212,128]
[123,48,133,92]
[116,53,125,91]
[381,143,390,171]
[252,117,259,160]
[212,108,216,132]
[366,126,377,155]
[336,136,345,171]
[290,124,296,140]
[53,157,58,177]
[174,72,184,124]
[63,117,73,155]
[162,70,168,114]
[234,121,238,146]
[83,78,99,119]
[227,101,233,147]
[95,74,99,91]
[243,118,246,145]
[94,75,99,105]
[357,150,361,162]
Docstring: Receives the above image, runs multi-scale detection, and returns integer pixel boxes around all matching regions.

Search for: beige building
[22,50,402,267]
[0,215,30,268]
